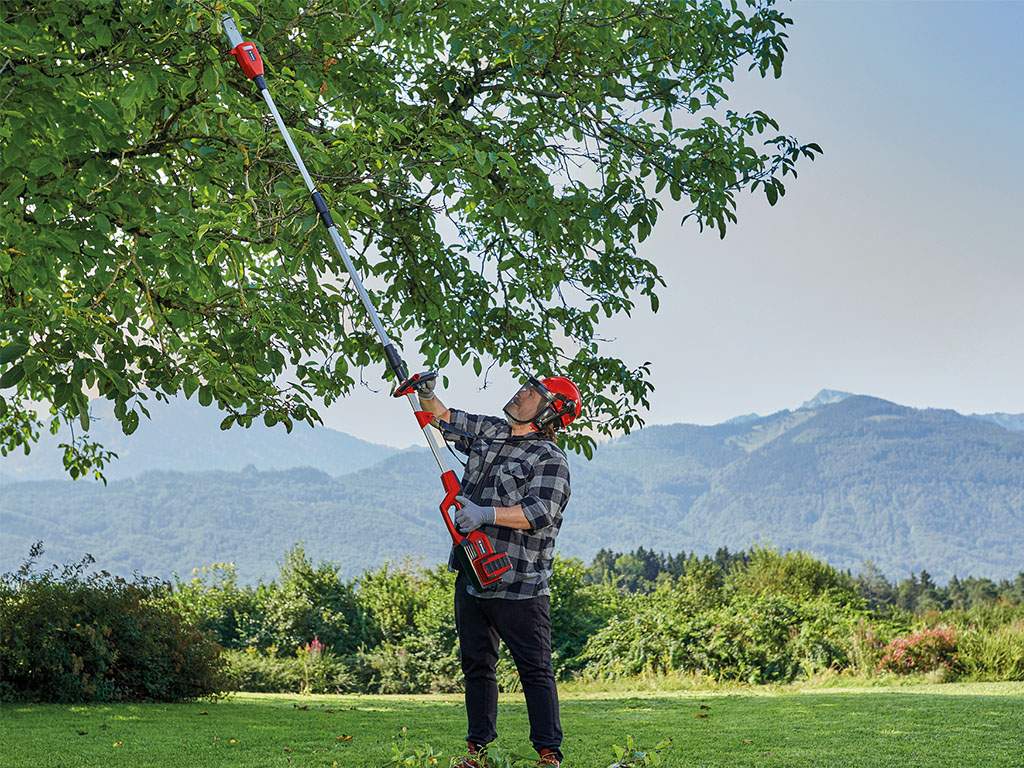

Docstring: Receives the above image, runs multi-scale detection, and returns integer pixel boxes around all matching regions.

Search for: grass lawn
[2,682,1022,767]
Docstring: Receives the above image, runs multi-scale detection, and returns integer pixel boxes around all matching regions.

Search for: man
[415,374,582,768]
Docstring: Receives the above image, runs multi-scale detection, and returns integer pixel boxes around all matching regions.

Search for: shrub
[165,563,270,650]
[700,594,805,683]
[878,626,958,675]
[579,584,711,679]
[846,617,908,676]
[957,621,1024,681]
[579,574,876,684]
[933,602,1024,632]
[223,646,354,693]
[788,598,866,677]
[727,548,862,607]
[259,544,366,656]
[353,565,461,694]
[355,561,424,647]
[548,557,622,677]
[0,545,225,702]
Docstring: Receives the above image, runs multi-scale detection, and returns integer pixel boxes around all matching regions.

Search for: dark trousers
[454,577,563,757]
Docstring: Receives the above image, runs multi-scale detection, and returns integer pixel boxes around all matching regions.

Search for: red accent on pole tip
[414,410,434,429]
[230,42,264,79]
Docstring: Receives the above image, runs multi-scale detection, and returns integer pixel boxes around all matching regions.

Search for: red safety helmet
[504,375,582,431]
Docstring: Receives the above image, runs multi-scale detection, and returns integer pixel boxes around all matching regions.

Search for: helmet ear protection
[529,382,575,431]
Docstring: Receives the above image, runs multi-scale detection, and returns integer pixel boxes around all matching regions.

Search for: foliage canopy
[1,0,820,478]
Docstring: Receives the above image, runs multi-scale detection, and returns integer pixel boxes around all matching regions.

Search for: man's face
[504,382,544,425]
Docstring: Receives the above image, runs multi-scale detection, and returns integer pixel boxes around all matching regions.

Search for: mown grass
[2,683,1022,767]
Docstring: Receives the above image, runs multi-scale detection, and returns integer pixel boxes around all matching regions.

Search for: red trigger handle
[440,470,465,542]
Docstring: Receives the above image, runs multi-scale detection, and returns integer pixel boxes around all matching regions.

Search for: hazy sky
[322,1,1024,449]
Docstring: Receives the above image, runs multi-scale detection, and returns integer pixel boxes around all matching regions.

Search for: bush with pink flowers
[878,626,958,675]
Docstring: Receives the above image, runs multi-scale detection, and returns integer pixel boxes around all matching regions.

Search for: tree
[585,547,619,585]
[261,544,363,656]
[1,0,820,479]
[855,561,896,611]
[727,547,861,606]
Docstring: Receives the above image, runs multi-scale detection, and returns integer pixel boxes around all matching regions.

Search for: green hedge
[0,546,225,702]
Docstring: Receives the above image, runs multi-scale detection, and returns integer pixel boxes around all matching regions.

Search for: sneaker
[537,747,561,766]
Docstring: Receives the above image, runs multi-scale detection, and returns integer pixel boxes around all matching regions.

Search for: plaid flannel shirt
[441,408,571,599]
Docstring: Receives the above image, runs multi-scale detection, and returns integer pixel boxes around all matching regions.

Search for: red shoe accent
[538,747,561,766]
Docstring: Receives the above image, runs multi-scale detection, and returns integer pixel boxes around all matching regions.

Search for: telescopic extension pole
[221,15,511,590]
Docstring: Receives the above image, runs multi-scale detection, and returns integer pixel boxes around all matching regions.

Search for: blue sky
[326,1,1024,448]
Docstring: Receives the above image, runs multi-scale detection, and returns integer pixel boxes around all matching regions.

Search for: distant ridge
[723,413,763,425]
[720,388,858,425]
[971,412,1024,433]
[799,388,855,410]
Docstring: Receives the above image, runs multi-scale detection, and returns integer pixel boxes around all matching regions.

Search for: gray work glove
[414,375,437,400]
[454,495,495,533]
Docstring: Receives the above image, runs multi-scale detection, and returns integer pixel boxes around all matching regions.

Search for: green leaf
[201,66,218,93]
[123,409,140,435]
[52,382,71,408]
[0,363,25,388]
[219,414,235,430]
[28,156,54,176]
[0,342,28,365]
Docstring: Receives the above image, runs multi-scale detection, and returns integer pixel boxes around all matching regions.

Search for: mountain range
[1,390,1021,582]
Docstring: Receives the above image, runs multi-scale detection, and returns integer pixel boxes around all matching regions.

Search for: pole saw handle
[439,471,513,591]
[439,470,464,541]
[393,370,437,398]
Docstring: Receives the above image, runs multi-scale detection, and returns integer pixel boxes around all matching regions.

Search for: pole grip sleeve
[311,191,335,228]
[384,343,409,382]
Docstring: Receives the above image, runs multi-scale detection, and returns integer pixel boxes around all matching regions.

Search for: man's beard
[503,399,529,426]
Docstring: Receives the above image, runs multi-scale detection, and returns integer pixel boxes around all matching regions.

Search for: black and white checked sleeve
[442,408,507,454]
[518,450,571,532]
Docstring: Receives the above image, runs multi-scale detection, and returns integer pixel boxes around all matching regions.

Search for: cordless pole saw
[221,15,511,591]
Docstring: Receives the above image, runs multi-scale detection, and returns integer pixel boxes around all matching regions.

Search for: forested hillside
[2,394,1021,581]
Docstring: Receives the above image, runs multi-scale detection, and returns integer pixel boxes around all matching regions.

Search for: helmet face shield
[503,376,555,426]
